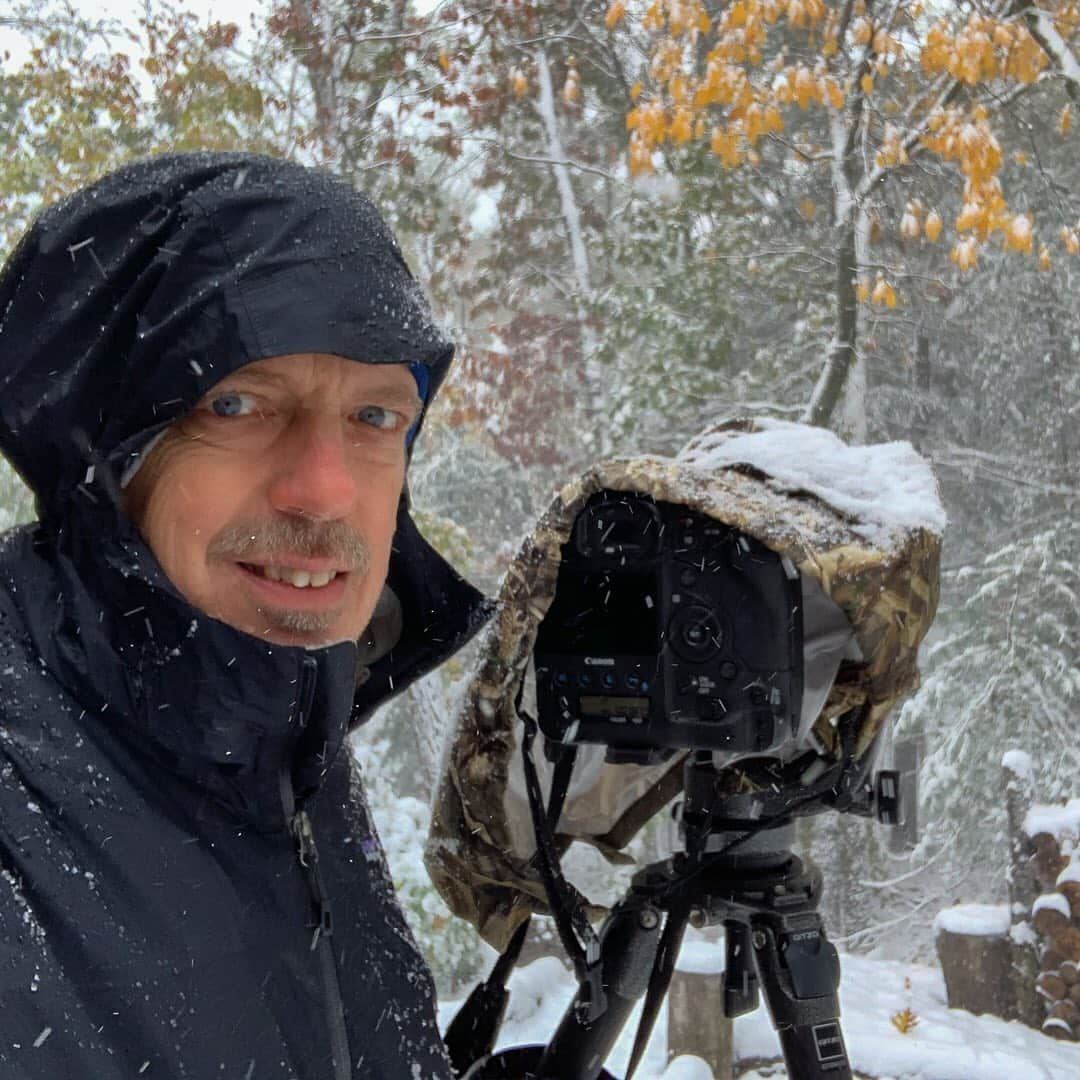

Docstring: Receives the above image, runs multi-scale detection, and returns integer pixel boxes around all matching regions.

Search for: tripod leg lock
[752,914,853,1079]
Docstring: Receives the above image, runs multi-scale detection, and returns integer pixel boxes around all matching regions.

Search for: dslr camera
[534,490,803,764]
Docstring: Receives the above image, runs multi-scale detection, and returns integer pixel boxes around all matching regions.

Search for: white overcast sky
[2,0,442,71]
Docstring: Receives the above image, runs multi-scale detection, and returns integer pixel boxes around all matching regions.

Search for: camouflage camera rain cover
[426,419,944,949]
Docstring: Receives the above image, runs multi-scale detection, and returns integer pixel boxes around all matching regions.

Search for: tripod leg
[722,922,760,1018]
[536,901,663,1080]
[751,913,853,1080]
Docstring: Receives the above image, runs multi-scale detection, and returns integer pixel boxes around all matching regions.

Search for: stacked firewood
[1029,820,1080,1040]
[936,756,1080,1037]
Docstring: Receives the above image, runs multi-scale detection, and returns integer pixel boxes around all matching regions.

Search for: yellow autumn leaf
[628,133,654,175]
[1005,212,1033,254]
[605,0,626,30]
[795,65,817,109]
[950,237,978,271]
[563,67,580,105]
[511,70,528,99]
[669,108,693,144]
[925,210,943,242]
[437,51,451,74]
[871,274,897,308]
[856,282,870,302]
[1060,104,1073,137]
[861,73,874,95]
[900,207,921,241]
[1038,244,1051,271]
[710,126,741,167]
[891,1008,920,1034]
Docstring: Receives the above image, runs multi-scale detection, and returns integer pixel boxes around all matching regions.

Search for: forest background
[0,0,1077,995]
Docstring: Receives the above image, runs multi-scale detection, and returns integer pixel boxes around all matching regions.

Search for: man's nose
[267,411,360,521]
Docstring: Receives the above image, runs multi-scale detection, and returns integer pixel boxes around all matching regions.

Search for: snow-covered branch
[1029,8,1080,95]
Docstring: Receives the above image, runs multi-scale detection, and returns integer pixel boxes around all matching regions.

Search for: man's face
[124,353,422,648]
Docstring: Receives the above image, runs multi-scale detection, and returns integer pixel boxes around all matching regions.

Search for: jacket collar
[16,495,490,832]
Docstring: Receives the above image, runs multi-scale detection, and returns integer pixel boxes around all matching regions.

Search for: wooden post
[668,954,733,1079]
[935,904,1015,1018]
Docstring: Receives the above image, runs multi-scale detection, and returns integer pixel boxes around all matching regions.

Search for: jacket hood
[0,151,454,512]
[0,153,490,824]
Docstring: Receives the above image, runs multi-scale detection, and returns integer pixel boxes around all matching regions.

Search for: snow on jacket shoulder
[0,153,490,1078]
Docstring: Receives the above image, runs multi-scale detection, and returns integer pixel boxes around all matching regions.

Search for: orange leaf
[605,1,627,31]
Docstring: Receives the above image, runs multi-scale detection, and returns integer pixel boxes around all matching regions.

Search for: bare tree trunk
[803,215,858,430]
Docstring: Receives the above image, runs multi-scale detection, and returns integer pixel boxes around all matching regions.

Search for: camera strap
[518,707,607,1021]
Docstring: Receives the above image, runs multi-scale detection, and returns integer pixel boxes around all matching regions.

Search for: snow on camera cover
[426,418,944,949]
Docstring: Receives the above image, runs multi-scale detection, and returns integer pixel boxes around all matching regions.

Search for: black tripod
[530,833,852,1079]
[461,772,854,1079]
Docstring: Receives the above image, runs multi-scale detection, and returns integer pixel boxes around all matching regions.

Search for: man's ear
[356,584,403,668]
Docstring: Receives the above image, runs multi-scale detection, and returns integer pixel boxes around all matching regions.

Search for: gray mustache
[208,519,371,573]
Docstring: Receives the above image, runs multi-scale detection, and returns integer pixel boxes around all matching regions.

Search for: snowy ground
[439,935,1080,1079]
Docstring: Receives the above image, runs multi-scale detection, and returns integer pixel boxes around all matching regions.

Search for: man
[0,153,489,1078]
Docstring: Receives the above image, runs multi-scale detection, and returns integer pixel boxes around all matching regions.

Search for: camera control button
[720,661,738,680]
[679,568,698,587]
[626,673,641,689]
[602,672,617,689]
[555,672,569,687]
[578,673,593,688]
[700,698,727,720]
[670,605,723,661]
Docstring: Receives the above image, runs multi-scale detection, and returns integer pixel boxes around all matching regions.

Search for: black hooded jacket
[0,154,489,1078]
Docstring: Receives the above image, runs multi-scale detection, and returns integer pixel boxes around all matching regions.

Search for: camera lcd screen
[537,572,659,655]
[580,696,649,719]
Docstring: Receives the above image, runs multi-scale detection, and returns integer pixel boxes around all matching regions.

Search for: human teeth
[255,566,338,588]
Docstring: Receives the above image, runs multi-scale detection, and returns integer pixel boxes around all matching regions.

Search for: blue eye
[355,405,402,431]
[209,392,256,417]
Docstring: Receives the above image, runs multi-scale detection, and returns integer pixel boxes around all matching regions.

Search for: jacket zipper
[286,656,353,1080]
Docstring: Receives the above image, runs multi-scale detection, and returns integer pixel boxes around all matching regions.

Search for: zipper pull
[292,808,316,867]
[292,809,334,946]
